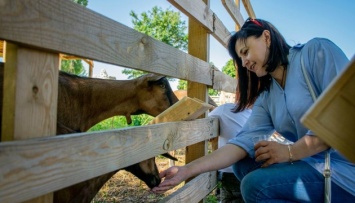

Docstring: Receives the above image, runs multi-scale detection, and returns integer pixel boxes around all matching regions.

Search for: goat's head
[124,157,160,188]
[133,73,178,117]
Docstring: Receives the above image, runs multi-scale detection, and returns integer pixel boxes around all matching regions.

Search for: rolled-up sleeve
[227,94,275,157]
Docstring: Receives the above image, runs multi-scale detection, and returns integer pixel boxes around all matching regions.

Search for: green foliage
[130,6,187,50]
[61,60,87,76]
[205,192,218,203]
[88,115,154,132]
[72,0,88,6]
[123,6,188,79]
[208,88,218,96]
[177,79,218,96]
[222,59,236,78]
[177,79,187,90]
[61,0,89,76]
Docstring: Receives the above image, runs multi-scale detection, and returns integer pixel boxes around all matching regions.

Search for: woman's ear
[263,30,271,48]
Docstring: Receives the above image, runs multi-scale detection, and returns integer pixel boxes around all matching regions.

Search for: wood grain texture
[14,48,59,139]
[160,172,217,203]
[150,97,213,124]
[0,0,212,85]
[1,46,59,202]
[241,0,256,18]
[0,118,218,202]
[213,69,237,93]
[168,0,232,48]
[222,0,245,29]
[301,57,355,162]
[1,42,18,141]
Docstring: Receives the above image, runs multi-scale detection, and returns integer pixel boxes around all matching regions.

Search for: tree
[60,0,89,76]
[123,6,188,79]
[72,0,88,6]
[222,59,236,78]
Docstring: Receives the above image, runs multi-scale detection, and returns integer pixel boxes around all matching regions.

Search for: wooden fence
[0,0,255,202]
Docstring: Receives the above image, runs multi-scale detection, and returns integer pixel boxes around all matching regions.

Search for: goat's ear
[145,73,165,82]
[161,153,178,161]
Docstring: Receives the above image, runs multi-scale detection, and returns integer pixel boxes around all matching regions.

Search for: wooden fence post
[186,0,210,182]
[2,42,59,202]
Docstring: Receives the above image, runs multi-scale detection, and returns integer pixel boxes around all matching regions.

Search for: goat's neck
[58,76,139,132]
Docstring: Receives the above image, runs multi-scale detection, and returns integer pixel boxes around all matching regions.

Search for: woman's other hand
[254,141,290,167]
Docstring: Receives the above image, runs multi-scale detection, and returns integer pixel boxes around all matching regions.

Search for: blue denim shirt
[228,38,355,195]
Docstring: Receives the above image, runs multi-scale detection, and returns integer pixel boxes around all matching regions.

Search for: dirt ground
[91,151,189,203]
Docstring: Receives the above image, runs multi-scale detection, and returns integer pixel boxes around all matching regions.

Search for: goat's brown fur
[0,62,178,202]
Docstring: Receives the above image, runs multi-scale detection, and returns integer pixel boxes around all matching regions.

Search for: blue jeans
[232,157,354,203]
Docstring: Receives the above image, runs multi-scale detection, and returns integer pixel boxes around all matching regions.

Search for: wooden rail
[0,0,255,202]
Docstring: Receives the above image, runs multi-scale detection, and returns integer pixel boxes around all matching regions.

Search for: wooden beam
[301,57,355,163]
[0,118,218,202]
[160,171,217,202]
[242,0,256,18]
[213,67,237,93]
[168,0,232,48]
[0,0,212,85]
[0,40,3,58]
[2,44,59,202]
[185,2,210,195]
[150,96,213,124]
[222,0,245,30]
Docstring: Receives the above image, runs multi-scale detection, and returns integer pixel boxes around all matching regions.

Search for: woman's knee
[232,157,261,181]
[239,170,266,202]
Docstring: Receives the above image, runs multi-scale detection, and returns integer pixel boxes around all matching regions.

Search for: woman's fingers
[255,142,290,167]
[152,166,185,194]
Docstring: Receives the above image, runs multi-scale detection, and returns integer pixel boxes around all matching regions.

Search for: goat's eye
[160,84,166,88]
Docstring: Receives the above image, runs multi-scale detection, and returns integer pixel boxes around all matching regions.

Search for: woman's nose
[242,58,249,69]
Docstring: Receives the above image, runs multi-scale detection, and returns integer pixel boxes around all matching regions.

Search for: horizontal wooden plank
[150,96,213,124]
[222,0,245,29]
[0,118,218,202]
[0,0,212,85]
[213,69,237,93]
[168,0,214,31]
[168,0,232,48]
[160,171,217,203]
[242,0,256,18]
[301,57,355,162]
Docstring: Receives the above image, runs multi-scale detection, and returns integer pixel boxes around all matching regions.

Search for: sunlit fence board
[301,57,355,163]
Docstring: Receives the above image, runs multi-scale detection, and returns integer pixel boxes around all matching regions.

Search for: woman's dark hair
[228,18,291,112]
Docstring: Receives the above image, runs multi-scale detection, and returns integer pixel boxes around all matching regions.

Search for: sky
[86,0,355,89]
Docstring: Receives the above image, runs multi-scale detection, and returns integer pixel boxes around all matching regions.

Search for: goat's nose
[150,176,161,188]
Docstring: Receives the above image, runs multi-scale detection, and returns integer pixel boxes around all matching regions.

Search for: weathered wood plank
[222,0,245,29]
[168,0,232,48]
[242,0,256,18]
[185,4,210,198]
[1,42,17,141]
[14,48,59,139]
[159,171,217,203]
[0,0,212,85]
[150,96,213,124]
[0,40,4,58]
[2,46,59,202]
[301,57,355,162]
[213,68,237,93]
[0,118,218,202]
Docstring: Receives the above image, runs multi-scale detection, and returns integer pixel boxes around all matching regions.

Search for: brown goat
[0,62,179,202]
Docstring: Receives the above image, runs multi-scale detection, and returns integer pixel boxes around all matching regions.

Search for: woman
[152,18,355,202]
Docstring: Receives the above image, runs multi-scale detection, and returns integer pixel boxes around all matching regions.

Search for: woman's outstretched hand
[151,165,189,194]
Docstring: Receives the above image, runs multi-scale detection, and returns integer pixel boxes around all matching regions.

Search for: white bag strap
[301,55,331,203]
